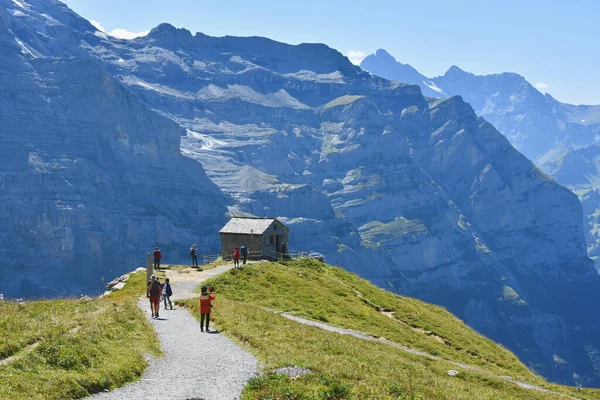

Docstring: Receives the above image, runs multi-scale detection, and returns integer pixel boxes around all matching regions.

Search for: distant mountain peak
[148,22,192,39]
[374,48,395,61]
[360,49,446,98]
[445,65,468,76]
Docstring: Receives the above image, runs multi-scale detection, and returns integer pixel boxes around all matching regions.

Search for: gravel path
[168,264,236,301]
[88,264,258,400]
[273,312,581,400]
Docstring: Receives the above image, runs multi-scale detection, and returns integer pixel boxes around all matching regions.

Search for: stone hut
[219,217,290,259]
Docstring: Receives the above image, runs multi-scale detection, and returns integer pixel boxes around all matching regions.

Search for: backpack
[240,246,248,256]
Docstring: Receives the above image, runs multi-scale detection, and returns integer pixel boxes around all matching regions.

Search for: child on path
[153,247,162,270]
[162,278,173,310]
[190,244,198,267]
[199,286,215,332]
[233,247,240,268]
[147,274,162,318]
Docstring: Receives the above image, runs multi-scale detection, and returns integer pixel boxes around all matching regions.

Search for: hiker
[281,242,287,255]
[240,244,249,265]
[199,286,215,332]
[153,247,162,270]
[190,243,198,267]
[147,274,162,318]
[162,278,173,310]
[233,246,240,268]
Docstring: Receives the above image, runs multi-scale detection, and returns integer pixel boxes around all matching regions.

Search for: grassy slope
[181,259,598,399]
[0,270,160,400]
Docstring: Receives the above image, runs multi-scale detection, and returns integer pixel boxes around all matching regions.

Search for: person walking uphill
[190,244,198,267]
[153,247,162,270]
[147,274,162,318]
[199,286,215,332]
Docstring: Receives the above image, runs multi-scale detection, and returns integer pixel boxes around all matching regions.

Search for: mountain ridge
[2,0,600,386]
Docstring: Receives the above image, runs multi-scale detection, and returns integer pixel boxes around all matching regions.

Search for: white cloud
[534,81,549,91]
[88,19,149,40]
[108,28,150,40]
[347,50,367,65]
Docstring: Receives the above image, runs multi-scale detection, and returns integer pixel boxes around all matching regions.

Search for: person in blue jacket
[240,244,249,265]
[162,278,173,310]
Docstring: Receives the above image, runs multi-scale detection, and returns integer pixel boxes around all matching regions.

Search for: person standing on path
[162,278,173,310]
[233,247,240,268]
[199,286,215,332]
[240,244,248,265]
[153,247,162,270]
[190,244,198,267]
[147,274,162,318]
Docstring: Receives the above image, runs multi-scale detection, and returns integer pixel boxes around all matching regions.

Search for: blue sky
[63,0,600,105]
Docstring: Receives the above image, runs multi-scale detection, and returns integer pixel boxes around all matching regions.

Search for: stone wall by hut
[219,217,289,259]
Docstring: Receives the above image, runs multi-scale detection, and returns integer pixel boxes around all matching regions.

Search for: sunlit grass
[0,270,160,400]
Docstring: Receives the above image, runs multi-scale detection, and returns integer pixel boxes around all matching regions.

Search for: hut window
[269,235,276,245]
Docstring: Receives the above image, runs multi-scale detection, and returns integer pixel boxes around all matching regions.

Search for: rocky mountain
[0,0,229,298]
[360,49,600,164]
[2,0,600,386]
[361,49,600,270]
[361,49,446,98]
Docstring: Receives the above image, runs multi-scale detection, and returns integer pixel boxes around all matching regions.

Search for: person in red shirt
[153,247,162,270]
[147,275,162,318]
[199,286,215,332]
[233,247,240,268]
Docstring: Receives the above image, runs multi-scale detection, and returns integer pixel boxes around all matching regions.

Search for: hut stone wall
[260,223,289,255]
[220,233,262,259]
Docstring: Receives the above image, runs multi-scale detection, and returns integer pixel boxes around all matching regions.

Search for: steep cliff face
[0,1,229,297]
[3,0,600,386]
[360,49,600,276]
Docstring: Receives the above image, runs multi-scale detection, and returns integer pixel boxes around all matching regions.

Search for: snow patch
[423,80,445,95]
[12,33,38,58]
[94,31,109,39]
[12,0,27,9]
[134,80,156,90]
[10,9,26,17]
[40,13,60,24]
[185,130,227,150]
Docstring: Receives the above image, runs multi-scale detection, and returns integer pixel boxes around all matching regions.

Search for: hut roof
[219,217,289,235]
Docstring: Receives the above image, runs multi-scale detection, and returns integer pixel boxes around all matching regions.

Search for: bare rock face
[361,48,600,281]
[0,1,228,298]
[3,0,600,386]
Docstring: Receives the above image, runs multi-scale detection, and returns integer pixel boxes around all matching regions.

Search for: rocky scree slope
[3,0,600,387]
